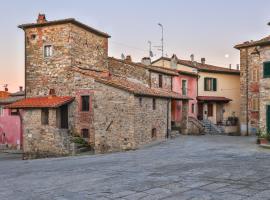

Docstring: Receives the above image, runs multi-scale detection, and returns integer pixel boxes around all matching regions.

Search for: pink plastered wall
[172,74,198,122]
[0,108,22,148]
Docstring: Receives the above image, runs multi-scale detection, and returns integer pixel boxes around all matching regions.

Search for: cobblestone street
[1,135,270,200]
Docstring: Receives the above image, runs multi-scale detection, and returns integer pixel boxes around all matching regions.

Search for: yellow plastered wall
[198,72,240,121]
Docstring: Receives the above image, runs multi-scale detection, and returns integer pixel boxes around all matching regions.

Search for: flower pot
[259,138,269,145]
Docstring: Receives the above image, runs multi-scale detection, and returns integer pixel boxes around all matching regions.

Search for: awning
[197,96,232,103]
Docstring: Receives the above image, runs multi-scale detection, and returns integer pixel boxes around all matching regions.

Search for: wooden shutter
[263,62,270,78]
[213,78,217,91]
[204,78,208,91]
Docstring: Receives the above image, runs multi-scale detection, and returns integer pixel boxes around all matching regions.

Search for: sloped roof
[152,57,240,75]
[0,91,10,99]
[18,18,110,38]
[108,57,179,76]
[148,64,198,77]
[197,96,232,102]
[0,96,25,105]
[8,96,74,109]
[235,35,270,49]
[71,67,191,100]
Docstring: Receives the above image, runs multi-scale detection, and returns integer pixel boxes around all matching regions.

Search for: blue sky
[1,0,270,91]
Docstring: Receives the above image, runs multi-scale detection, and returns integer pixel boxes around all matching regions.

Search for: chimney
[125,55,132,62]
[19,86,23,92]
[190,54,195,62]
[4,87,8,92]
[201,58,206,64]
[37,14,47,24]
[170,54,178,69]
[141,57,151,66]
[49,88,56,97]
[236,64,240,70]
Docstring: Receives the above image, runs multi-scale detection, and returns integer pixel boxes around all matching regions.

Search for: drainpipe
[24,31,26,98]
[246,48,249,136]
[166,99,170,138]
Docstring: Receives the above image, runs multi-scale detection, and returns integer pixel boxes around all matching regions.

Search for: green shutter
[204,78,207,91]
[213,78,217,91]
[263,62,270,78]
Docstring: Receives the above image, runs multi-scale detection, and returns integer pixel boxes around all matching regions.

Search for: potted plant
[257,130,270,145]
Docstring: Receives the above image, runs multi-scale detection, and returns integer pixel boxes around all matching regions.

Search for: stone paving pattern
[1,135,270,200]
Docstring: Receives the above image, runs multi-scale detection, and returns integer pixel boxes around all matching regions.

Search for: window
[158,74,163,88]
[81,96,90,111]
[151,128,157,139]
[44,45,53,57]
[41,108,49,125]
[81,129,89,139]
[10,109,19,116]
[263,61,270,78]
[182,79,187,95]
[204,78,217,91]
[191,104,195,114]
[153,98,156,110]
[251,98,259,111]
[139,97,142,107]
[207,104,213,117]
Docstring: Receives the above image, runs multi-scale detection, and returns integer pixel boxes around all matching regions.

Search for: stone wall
[22,108,71,159]
[150,72,172,90]
[24,23,108,98]
[134,97,171,147]
[92,82,135,153]
[108,58,150,85]
[239,47,263,135]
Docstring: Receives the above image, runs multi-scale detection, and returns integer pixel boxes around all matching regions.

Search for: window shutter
[213,78,217,91]
[263,62,270,78]
[204,78,207,91]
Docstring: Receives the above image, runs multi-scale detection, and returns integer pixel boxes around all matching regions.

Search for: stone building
[9,14,191,158]
[235,34,270,135]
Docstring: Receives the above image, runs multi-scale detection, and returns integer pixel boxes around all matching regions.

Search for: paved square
[0,135,270,200]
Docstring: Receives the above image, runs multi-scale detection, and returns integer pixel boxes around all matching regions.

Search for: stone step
[0,144,8,150]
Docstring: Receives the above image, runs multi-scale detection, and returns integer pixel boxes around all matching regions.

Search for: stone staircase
[201,119,225,135]
[188,117,205,135]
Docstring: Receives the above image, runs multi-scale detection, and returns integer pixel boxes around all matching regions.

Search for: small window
[139,97,142,107]
[10,109,19,116]
[153,98,156,110]
[204,78,217,91]
[182,79,187,95]
[263,62,270,78]
[207,104,213,117]
[44,45,53,57]
[81,129,89,139]
[31,34,36,40]
[151,128,157,139]
[158,74,163,88]
[251,98,259,111]
[41,108,49,125]
[191,104,195,113]
[81,96,90,111]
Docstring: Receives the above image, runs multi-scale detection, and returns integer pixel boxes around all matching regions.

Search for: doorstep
[259,144,270,149]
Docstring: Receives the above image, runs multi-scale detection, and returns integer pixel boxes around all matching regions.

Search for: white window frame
[44,45,53,58]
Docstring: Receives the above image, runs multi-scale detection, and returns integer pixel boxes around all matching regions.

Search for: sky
[0,0,270,92]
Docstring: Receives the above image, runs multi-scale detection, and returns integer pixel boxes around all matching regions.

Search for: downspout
[246,48,249,136]
[166,99,170,138]
[24,31,26,98]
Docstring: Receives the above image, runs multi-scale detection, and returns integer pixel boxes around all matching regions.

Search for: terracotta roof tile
[197,96,232,102]
[18,18,110,38]
[71,67,191,100]
[8,96,74,109]
[108,57,179,76]
[235,35,270,49]
[153,57,240,75]
[0,91,10,99]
